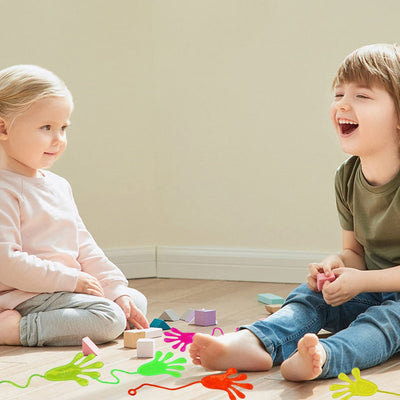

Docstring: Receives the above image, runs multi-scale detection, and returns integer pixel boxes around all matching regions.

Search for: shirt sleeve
[334,165,354,231]
[0,186,78,293]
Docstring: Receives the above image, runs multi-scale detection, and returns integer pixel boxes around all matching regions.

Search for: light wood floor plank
[0,278,398,399]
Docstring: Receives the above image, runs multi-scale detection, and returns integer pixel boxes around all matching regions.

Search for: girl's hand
[322,268,363,306]
[115,295,150,330]
[74,272,104,297]
[307,254,345,291]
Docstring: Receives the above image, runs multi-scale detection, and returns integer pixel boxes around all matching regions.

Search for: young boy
[189,43,400,380]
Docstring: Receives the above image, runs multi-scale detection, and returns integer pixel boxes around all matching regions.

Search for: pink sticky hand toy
[317,272,336,291]
[163,328,196,352]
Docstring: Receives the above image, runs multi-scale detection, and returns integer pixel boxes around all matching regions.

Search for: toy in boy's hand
[128,367,254,399]
[317,272,336,291]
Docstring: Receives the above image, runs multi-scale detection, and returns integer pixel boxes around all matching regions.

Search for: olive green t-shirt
[335,156,400,270]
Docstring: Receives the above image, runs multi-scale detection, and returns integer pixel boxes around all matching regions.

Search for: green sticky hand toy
[0,350,187,388]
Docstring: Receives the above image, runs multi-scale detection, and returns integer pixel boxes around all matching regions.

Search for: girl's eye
[357,95,369,99]
[334,94,344,99]
[41,125,51,131]
[61,125,68,132]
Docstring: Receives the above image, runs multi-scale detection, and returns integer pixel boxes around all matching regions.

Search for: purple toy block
[317,272,336,291]
[194,309,216,326]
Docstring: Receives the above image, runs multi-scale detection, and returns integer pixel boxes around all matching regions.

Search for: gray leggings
[15,288,147,347]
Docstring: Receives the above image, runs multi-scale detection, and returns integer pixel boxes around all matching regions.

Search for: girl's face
[0,96,72,177]
[330,81,400,160]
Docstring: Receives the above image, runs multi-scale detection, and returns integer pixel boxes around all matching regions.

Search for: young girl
[0,65,149,346]
[189,43,400,380]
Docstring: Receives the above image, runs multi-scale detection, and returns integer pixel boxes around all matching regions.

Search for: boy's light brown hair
[332,43,400,119]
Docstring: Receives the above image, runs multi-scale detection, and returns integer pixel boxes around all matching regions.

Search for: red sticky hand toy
[128,367,253,399]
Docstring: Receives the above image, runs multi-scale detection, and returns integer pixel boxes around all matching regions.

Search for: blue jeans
[15,287,147,347]
[243,283,400,379]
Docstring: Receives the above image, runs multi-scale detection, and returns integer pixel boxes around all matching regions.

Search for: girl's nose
[52,131,66,144]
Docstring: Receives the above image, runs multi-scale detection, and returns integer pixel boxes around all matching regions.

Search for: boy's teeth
[338,119,358,125]
[338,119,359,135]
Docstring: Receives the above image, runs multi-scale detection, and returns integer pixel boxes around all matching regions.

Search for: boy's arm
[307,229,365,291]
[322,230,400,305]
[337,229,366,270]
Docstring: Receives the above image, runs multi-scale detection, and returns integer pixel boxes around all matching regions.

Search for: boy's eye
[356,94,369,99]
[41,125,51,131]
[334,94,344,99]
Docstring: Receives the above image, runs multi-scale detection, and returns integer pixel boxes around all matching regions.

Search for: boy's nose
[336,97,351,111]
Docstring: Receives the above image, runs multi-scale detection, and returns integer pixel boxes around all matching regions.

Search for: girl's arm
[0,192,79,294]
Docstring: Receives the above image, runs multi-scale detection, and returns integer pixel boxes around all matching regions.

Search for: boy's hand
[74,272,104,297]
[115,295,150,330]
[307,255,345,291]
[322,268,363,306]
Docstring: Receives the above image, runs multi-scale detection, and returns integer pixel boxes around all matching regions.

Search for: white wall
[2,1,400,266]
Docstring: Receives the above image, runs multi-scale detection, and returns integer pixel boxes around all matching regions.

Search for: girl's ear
[0,118,8,140]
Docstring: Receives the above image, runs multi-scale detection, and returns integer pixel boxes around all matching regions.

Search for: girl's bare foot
[280,333,326,381]
[189,330,273,371]
[0,310,22,345]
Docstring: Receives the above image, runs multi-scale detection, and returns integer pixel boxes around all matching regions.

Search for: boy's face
[0,96,71,177]
[330,81,400,159]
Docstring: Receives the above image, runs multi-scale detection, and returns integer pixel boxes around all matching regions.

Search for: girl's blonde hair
[332,43,400,118]
[0,64,73,119]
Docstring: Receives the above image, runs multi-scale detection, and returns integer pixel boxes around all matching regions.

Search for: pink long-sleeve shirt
[0,169,130,310]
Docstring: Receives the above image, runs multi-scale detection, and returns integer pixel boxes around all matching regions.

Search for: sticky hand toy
[0,351,187,388]
[164,328,196,351]
[128,367,253,399]
[163,327,224,352]
[330,368,400,398]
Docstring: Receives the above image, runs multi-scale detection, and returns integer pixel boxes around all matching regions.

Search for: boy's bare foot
[280,333,326,381]
[189,330,273,371]
[0,310,22,345]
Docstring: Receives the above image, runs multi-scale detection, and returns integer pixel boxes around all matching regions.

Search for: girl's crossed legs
[0,287,147,347]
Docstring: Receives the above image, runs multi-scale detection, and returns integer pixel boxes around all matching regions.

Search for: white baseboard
[104,246,157,279]
[104,245,331,283]
[156,246,331,284]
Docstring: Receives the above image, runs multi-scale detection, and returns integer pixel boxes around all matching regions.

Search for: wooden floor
[0,278,400,400]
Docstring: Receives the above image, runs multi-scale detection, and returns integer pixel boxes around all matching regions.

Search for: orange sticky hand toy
[128,367,253,399]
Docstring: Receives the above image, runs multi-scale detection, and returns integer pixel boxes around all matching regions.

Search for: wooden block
[194,309,217,326]
[159,309,180,321]
[317,272,336,291]
[181,309,195,322]
[257,293,285,305]
[150,318,171,330]
[82,336,101,356]
[144,327,163,338]
[265,304,282,314]
[317,329,333,338]
[137,338,155,358]
[124,330,146,348]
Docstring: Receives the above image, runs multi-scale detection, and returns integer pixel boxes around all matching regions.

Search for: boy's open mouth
[339,119,359,135]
